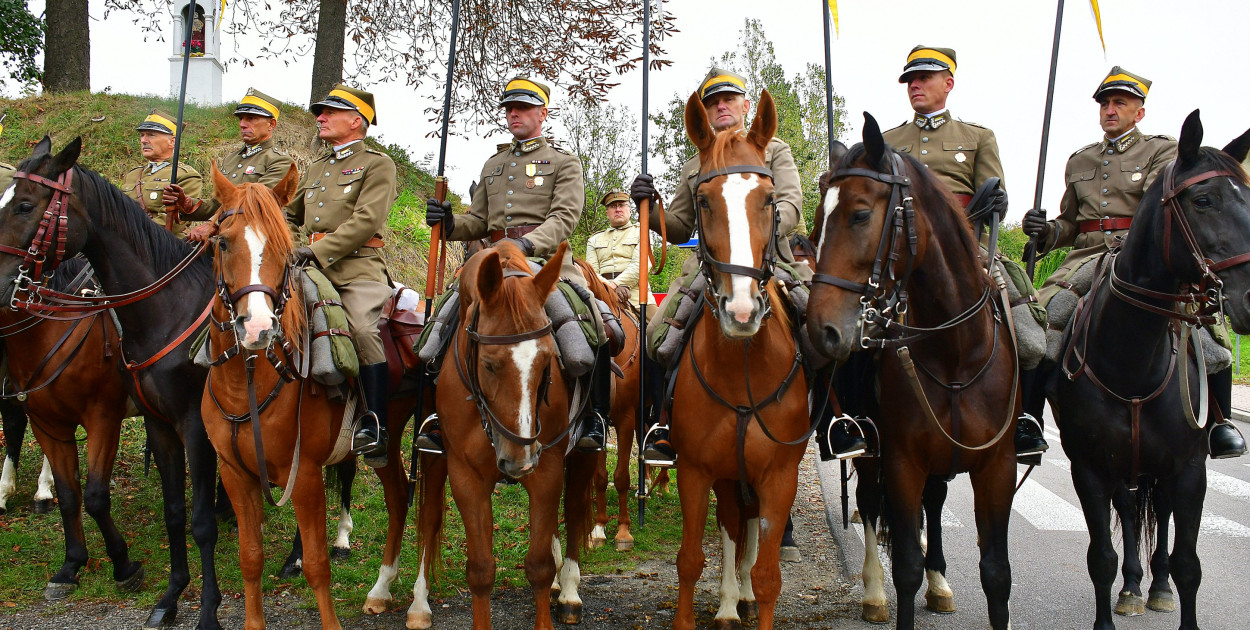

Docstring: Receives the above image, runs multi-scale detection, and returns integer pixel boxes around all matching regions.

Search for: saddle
[378,285,426,391]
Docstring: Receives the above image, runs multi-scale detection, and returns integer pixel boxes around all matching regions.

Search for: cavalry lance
[166,0,198,233]
[1025,0,1068,280]
[635,0,656,530]
[409,0,462,504]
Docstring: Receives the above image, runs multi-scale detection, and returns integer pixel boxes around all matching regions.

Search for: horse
[661,89,810,630]
[1048,111,1250,630]
[412,240,597,630]
[0,400,55,515]
[806,114,1018,630]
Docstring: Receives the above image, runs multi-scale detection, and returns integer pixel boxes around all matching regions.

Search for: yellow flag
[1089,0,1106,52]
[827,0,840,38]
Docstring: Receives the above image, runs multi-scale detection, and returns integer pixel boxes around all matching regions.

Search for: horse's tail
[1138,481,1157,564]
[416,452,449,585]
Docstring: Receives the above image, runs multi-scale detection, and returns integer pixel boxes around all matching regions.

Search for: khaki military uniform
[1037,127,1177,305]
[285,140,398,364]
[883,111,1005,198]
[121,161,203,237]
[652,136,809,280]
[0,162,14,192]
[199,139,294,218]
[586,221,655,305]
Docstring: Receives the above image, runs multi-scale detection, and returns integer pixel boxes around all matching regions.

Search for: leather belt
[309,231,385,248]
[954,193,973,208]
[1078,217,1132,233]
[601,271,621,280]
[488,224,540,242]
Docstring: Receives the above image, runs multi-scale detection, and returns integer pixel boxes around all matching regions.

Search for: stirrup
[641,424,676,467]
[828,414,874,460]
[415,413,444,455]
[1209,420,1248,460]
[351,410,383,455]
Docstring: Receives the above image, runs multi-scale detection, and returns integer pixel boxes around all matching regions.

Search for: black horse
[1049,111,1250,630]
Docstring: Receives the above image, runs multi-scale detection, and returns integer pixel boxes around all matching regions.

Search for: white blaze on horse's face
[0,183,15,209]
[818,185,840,255]
[510,339,540,440]
[719,173,763,329]
[239,226,278,349]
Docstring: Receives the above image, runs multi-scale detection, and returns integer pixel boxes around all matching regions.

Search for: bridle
[692,165,780,320]
[812,152,991,349]
[0,168,74,285]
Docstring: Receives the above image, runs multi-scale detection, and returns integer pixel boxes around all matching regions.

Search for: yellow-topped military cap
[235,87,282,119]
[1093,66,1150,101]
[136,109,178,136]
[600,190,629,206]
[499,77,551,107]
[698,67,747,101]
[311,84,378,125]
[898,45,957,82]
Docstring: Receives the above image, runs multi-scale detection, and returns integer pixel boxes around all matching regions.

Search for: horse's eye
[698,196,710,211]
[1193,195,1213,209]
[15,202,34,215]
[214,237,228,252]
[482,360,497,374]
[851,210,872,225]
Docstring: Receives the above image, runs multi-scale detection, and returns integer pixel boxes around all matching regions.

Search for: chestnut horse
[807,114,1017,630]
[665,89,810,630]
[412,241,597,630]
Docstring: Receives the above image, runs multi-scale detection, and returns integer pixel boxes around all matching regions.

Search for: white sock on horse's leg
[34,456,54,502]
[715,525,742,621]
[407,549,433,629]
[738,518,760,604]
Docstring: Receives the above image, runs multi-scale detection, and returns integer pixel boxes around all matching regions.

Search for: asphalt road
[818,409,1250,630]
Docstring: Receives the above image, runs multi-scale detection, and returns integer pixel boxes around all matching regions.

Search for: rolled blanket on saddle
[991,255,1048,371]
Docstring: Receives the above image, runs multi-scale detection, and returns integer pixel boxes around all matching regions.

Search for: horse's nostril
[821,323,842,354]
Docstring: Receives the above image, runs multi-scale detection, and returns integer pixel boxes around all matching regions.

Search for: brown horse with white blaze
[666,89,810,630]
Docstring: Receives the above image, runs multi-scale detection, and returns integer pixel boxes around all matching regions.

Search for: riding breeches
[335,280,392,365]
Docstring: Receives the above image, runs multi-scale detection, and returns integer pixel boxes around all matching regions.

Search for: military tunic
[121,161,203,237]
[198,139,294,218]
[285,140,398,364]
[883,111,1005,197]
[0,162,14,193]
[1037,128,1177,305]
[586,221,655,305]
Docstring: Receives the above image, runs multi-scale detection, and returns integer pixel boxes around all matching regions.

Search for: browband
[696,165,774,187]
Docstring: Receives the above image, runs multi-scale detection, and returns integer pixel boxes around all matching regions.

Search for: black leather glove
[424,198,454,231]
[986,187,1008,218]
[292,246,319,267]
[1022,208,1051,240]
[630,174,657,208]
[506,237,535,257]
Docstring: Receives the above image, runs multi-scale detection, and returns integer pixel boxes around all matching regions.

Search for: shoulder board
[1070,142,1101,158]
[364,148,387,156]
[550,142,573,156]
[1143,134,1175,142]
[884,121,909,133]
[495,142,512,153]
[957,119,988,130]
[272,147,289,155]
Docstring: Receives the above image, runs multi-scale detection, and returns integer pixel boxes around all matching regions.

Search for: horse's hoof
[587,535,606,550]
[144,606,176,627]
[331,546,351,561]
[1147,589,1176,612]
[406,609,433,629]
[614,537,634,552]
[555,601,582,624]
[1115,590,1145,616]
[32,499,54,514]
[862,602,890,624]
[779,545,801,563]
[736,600,758,620]
[42,581,76,601]
[713,618,741,630]
[193,621,222,630]
[850,509,862,524]
[278,562,302,578]
[116,564,145,593]
[925,592,956,614]
[362,596,391,615]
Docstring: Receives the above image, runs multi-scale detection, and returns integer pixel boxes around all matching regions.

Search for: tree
[43,0,90,93]
[0,0,45,91]
[556,99,640,257]
[649,18,848,233]
[310,0,348,104]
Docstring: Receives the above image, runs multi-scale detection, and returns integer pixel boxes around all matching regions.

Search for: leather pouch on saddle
[382,285,425,372]
[984,251,1047,370]
[647,270,708,367]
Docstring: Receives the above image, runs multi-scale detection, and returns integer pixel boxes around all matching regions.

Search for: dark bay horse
[1050,111,1250,630]
[413,241,597,630]
[667,89,811,630]
[807,114,1018,630]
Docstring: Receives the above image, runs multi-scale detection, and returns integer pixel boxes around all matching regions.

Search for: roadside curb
[814,457,862,584]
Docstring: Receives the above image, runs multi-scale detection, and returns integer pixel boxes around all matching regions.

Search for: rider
[417,76,610,456]
[586,190,655,315]
[121,109,203,237]
[162,88,295,239]
[879,45,1048,461]
[1023,67,1247,459]
[283,84,399,467]
[629,67,806,465]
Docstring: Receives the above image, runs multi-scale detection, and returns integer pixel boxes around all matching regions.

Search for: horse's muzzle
[497,449,540,478]
[717,292,765,338]
[236,313,279,350]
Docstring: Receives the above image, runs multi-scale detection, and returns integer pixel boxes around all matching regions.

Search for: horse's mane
[469,240,542,331]
[703,129,763,174]
[1200,147,1250,186]
[571,257,628,313]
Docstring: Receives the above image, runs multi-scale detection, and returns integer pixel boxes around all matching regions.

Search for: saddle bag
[300,267,359,386]
[416,281,460,372]
[648,272,708,368]
[384,285,425,372]
[1044,256,1100,363]
[990,254,1047,370]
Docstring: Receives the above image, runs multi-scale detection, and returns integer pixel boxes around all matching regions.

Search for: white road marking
[1013,473,1087,532]
[1207,470,1250,503]
[1200,512,1250,538]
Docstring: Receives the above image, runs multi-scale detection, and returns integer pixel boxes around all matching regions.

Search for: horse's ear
[863,113,886,168]
[747,89,778,153]
[1222,126,1250,163]
[532,241,566,300]
[476,250,504,304]
[49,138,82,175]
[829,140,849,168]
[684,91,715,153]
[271,163,300,208]
[211,164,238,207]
[33,136,52,157]
[1178,109,1203,168]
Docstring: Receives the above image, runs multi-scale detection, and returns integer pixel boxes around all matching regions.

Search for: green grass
[1230,327,1250,384]
[0,421,696,617]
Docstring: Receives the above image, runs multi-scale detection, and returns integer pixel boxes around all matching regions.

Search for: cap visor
[1094,85,1146,100]
[701,84,747,101]
[310,100,358,116]
[898,62,950,82]
[499,93,546,107]
[234,104,275,118]
[135,122,173,134]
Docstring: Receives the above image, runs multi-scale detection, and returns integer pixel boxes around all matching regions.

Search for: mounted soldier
[629,67,808,465]
[162,88,295,241]
[586,190,654,315]
[121,109,202,237]
[1023,67,1246,459]
[416,76,611,456]
[283,84,398,467]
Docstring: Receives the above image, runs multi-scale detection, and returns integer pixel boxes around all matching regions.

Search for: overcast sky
[17,0,1250,223]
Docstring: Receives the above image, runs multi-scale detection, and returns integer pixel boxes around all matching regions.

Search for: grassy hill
[0,91,466,288]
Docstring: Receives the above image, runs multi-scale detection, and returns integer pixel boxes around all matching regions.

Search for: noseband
[0,169,75,284]
[693,165,780,320]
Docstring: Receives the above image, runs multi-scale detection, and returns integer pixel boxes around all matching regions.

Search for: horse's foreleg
[333,458,358,560]
[1146,486,1175,612]
[364,448,409,615]
[219,459,267,630]
[1168,463,1205,630]
[1112,484,1145,616]
[0,397,27,515]
[612,410,635,551]
[290,459,342,630]
[711,479,746,626]
[921,476,955,613]
[449,463,497,630]
[556,452,597,626]
[855,461,889,624]
[1071,463,1119,630]
[81,411,144,592]
[34,427,87,600]
[183,421,223,630]
[589,450,608,549]
[142,418,191,627]
[749,470,796,630]
[33,455,55,512]
[407,452,448,630]
[674,468,712,630]
[970,458,1015,630]
[886,466,928,630]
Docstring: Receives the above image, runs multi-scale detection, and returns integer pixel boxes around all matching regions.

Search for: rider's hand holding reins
[425,198,454,232]
[630,174,658,208]
[1022,208,1051,241]
[613,283,631,303]
[162,184,202,217]
[185,223,218,243]
[292,246,318,267]
[984,187,1008,218]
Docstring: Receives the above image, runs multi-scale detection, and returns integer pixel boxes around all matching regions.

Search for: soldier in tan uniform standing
[1024,67,1245,458]
[586,190,655,314]
[163,88,295,239]
[284,84,399,467]
[120,109,203,237]
[419,76,610,454]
